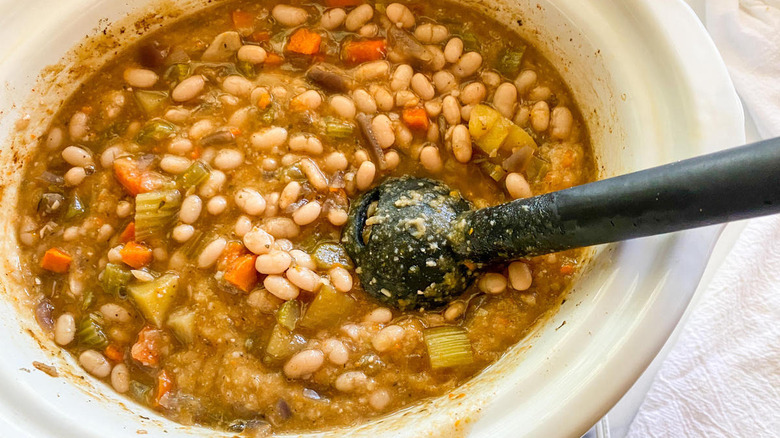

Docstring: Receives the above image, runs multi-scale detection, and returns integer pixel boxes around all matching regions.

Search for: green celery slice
[176,161,211,190]
[424,326,474,369]
[134,189,182,241]
[276,300,301,331]
[134,90,169,114]
[77,313,109,349]
[265,324,306,362]
[101,263,133,297]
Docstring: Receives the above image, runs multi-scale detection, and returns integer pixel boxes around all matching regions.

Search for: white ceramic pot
[0,0,743,437]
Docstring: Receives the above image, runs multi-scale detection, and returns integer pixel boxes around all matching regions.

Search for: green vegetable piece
[259,108,276,125]
[321,116,354,139]
[312,242,353,270]
[275,300,301,331]
[134,189,182,241]
[469,104,537,156]
[479,161,507,182]
[102,263,133,297]
[135,119,176,145]
[424,326,474,369]
[64,194,87,221]
[177,230,206,260]
[166,307,196,344]
[176,161,211,190]
[460,32,480,52]
[77,313,109,349]
[129,381,152,403]
[299,284,355,330]
[134,90,169,114]
[127,273,180,327]
[164,63,191,84]
[496,47,526,78]
[81,290,94,311]
[237,60,257,79]
[265,324,306,362]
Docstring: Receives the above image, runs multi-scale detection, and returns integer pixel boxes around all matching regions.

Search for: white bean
[292,201,322,226]
[386,3,415,28]
[451,124,472,163]
[213,149,244,170]
[442,95,461,125]
[244,227,274,254]
[300,158,329,191]
[320,8,346,30]
[255,250,292,274]
[384,149,400,170]
[279,181,302,211]
[45,127,64,150]
[68,112,89,140]
[394,89,419,108]
[444,302,466,321]
[444,38,464,64]
[289,249,316,270]
[264,275,300,301]
[550,106,573,140]
[529,85,552,102]
[334,371,368,392]
[493,82,518,118]
[235,188,266,215]
[328,208,349,226]
[286,265,322,292]
[411,73,435,100]
[111,364,130,393]
[54,313,76,346]
[369,389,391,410]
[508,261,533,291]
[289,134,323,155]
[207,196,228,215]
[179,195,203,224]
[284,349,324,378]
[172,224,195,243]
[64,167,87,186]
[329,266,353,292]
[356,161,376,190]
[198,237,227,268]
[100,303,132,323]
[425,45,446,71]
[251,127,288,150]
[222,75,254,98]
[160,154,191,174]
[365,307,392,324]
[372,325,405,352]
[329,95,356,119]
[172,75,205,102]
[168,137,193,155]
[79,350,111,378]
[479,273,507,294]
[272,4,309,27]
[505,172,532,199]
[355,61,389,82]
[123,68,158,88]
[62,146,93,167]
[324,152,349,172]
[352,89,377,114]
[322,339,349,365]
[263,217,300,239]
[460,82,486,105]
[291,90,323,111]
[345,4,373,31]
[414,23,448,44]
[514,70,538,96]
[371,85,394,111]
[238,45,267,64]
[390,64,413,91]
[453,52,483,78]
[371,115,395,148]
[531,101,550,132]
[419,145,443,172]
[234,215,253,237]
[432,71,457,94]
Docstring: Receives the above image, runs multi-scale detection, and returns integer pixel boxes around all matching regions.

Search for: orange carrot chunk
[154,369,174,407]
[218,241,249,271]
[402,107,430,131]
[231,10,255,32]
[41,248,72,273]
[104,344,125,362]
[119,222,135,243]
[224,254,259,292]
[287,28,322,55]
[113,157,165,195]
[560,264,575,275]
[120,241,153,269]
[131,326,167,367]
[264,52,284,65]
[342,39,386,64]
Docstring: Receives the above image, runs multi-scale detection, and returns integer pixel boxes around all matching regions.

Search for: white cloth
[628,1,780,436]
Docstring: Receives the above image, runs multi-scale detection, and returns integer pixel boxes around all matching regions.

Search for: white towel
[628,1,780,435]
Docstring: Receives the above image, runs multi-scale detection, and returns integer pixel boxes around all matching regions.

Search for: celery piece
[134,189,182,241]
[129,381,152,404]
[80,290,94,311]
[321,116,354,139]
[135,119,176,145]
[77,313,109,350]
[312,242,353,270]
[177,230,206,260]
[166,307,196,344]
[299,284,355,330]
[127,273,180,327]
[275,300,301,331]
[176,161,211,190]
[460,32,480,52]
[134,90,169,114]
[164,63,191,84]
[237,60,257,79]
[496,47,526,78]
[265,324,306,362]
[525,155,550,181]
[424,326,474,369]
[479,161,507,182]
[259,108,276,125]
[102,263,133,297]
[64,194,87,221]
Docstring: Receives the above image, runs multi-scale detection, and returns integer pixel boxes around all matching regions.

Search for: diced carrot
[218,241,249,271]
[154,369,174,407]
[224,254,259,292]
[189,146,202,160]
[287,28,322,55]
[254,88,272,109]
[231,10,255,32]
[119,222,135,243]
[249,30,271,43]
[264,52,284,65]
[104,344,125,362]
[402,107,430,131]
[120,241,153,269]
[40,248,72,274]
[131,326,167,367]
[325,0,364,7]
[342,39,386,64]
[560,264,575,275]
[113,157,166,195]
